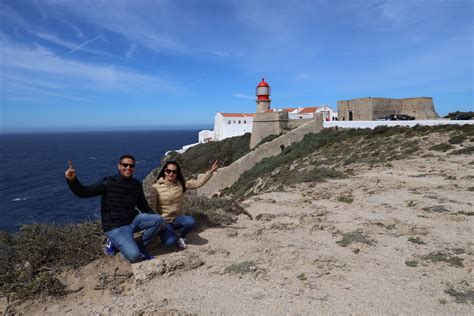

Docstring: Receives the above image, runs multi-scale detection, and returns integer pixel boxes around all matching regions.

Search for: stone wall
[249,112,289,148]
[337,97,439,121]
[287,119,312,129]
[197,114,324,196]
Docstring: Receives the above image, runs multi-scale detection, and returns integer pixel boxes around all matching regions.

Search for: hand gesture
[210,160,219,173]
[65,160,76,181]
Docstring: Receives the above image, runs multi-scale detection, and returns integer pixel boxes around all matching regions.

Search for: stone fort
[337,97,439,121]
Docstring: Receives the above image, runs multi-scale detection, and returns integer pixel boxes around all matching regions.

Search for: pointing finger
[68,160,73,169]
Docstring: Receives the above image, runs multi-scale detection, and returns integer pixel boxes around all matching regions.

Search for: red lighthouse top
[257,78,269,87]
[256,78,271,101]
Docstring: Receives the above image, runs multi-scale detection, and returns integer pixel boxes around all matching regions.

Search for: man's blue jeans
[158,215,196,246]
[105,213,164,262]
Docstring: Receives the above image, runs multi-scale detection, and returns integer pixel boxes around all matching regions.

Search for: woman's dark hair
[157,161,186,192]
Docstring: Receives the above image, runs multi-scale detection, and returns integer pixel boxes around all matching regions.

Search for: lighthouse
[250,77,289,148]
[256,78,271,113]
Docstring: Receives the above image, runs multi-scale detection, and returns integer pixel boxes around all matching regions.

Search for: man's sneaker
[177,238,187,249]
[105,239,117,256]
[139,250,155,261]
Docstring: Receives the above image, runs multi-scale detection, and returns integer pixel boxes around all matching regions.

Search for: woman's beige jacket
[149,171,213,222]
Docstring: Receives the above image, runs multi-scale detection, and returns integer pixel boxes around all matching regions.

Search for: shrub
[183,195,251,230]
[430,143,454,152]
[0,221,103,300]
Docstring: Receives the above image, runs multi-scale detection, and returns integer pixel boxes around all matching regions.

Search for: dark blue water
[0,130,200,233]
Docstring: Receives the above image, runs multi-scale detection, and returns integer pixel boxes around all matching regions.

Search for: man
[65,154,163,262]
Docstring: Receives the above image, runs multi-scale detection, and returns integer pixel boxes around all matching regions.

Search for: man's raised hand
[65,160,76,181]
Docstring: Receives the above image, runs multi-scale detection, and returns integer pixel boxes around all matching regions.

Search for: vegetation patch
[224,261,258,275]
[337,195,354,204]
[444,111,474,120]
[224,125,474,199]
[408,236,426,245]
[254,134,281,149]
[423,251,464,267]
[450,146,474,155]
[405,260,418,267]
[429,143,454,152]
[165,133,251,177]
[444,288,474,304]
[297,273,307,281]
[455,211,474,216]
[183,195,251,230]
[448,134,466,144]
[407,200,417,207]
[422,205,449,213]
[336,230,375,247]
[0,221,103,300]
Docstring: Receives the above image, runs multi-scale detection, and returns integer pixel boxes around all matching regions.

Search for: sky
[0,0,473,133]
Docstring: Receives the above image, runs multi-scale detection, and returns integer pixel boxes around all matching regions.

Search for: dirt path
[4,155,473,315]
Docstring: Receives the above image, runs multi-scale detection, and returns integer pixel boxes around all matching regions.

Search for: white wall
[198,130,213,143]
[216,115,253,140]
[323,120,474,129]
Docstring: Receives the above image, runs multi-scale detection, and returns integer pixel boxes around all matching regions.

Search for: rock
[132,252,204,285]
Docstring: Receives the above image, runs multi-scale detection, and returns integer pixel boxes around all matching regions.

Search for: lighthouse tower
[250,78,289,148]
[256,78,271,113]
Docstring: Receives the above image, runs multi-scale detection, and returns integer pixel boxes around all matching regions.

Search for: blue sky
[1,0,473,132]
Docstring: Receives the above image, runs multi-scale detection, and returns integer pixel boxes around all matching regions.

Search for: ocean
[0,130,200,233]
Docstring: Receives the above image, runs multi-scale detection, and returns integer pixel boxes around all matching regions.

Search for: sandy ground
[3,153,473,315]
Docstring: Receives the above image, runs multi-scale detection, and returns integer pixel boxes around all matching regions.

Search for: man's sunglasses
[121,163,135,168]
[165,169,178,174]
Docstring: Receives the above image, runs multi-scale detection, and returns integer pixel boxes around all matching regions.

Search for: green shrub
[166,133,251,177]
[430,143,454,152]
[0,221,103,300]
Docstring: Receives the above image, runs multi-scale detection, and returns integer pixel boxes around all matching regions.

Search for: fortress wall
[337,98,374,121]
[338,97,440,120]
[287,119,312,129]
[400,97,439,119]
[371,98,404,119]
[197,114,324,196]
[249,112,288,148]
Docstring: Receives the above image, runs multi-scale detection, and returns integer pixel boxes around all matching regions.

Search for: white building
[284,105,338,121]
[197,106,337,143]
[199,112,254,142]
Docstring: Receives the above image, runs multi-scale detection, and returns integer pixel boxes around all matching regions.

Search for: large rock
[132,252,204,285]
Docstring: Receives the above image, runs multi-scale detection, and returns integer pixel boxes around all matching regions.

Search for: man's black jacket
[67,174,153,232]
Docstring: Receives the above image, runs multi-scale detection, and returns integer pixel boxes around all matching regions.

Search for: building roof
[265,106,321,114]
[299,106,318,113]
[219,113,255,118]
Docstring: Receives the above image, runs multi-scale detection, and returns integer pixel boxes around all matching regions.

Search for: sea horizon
[0,125,213,135]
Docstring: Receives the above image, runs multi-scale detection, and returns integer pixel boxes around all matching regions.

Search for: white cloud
[232,93,254,100]
[35,33,104,55]
[1,40,178,98]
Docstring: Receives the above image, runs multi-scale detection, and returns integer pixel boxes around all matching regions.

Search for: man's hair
[119,154,136,162]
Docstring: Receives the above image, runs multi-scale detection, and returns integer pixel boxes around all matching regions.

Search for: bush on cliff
[0,221,103,300]
[165,133,251,177]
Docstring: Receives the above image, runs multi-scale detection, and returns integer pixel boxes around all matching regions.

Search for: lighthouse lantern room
[256,78,272,113]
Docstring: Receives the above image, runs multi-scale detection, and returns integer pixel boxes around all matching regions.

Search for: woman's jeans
[105,212,164,262]
[158,215,196,246]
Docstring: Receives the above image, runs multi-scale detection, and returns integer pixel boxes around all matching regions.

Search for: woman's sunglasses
[165,169,178,174]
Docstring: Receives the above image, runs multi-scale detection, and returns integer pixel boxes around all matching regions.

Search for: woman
[149,160,218,249]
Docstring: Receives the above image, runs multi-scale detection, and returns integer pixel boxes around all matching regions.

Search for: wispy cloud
[125,43,137,59]
[35,33,104,55]
[1,39,178,100]
[68,35,103,54]
[232,93,254,100]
